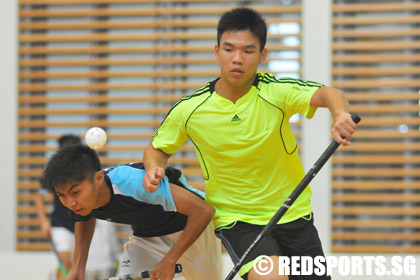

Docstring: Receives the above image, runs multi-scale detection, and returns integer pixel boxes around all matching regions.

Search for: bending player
[143,7,357,280]
[41,144,222,280]
[36,135,120,279]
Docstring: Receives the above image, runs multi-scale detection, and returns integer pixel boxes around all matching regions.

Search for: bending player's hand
[64,269,84,280]
[331,112,357,146]
[143,167,165,193]
[149,260,176,280]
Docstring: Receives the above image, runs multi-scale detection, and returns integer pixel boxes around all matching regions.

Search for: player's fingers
[334,113,357,135]
[145,185,159,193]
[332,118,357,141]
[343,120,357,137]
[151,274,171,280]
[154,167,165,180]
[142,176,158,193]
[145,169,160,184]
[332,129,350,146]
[149,271,160,280]
[337,125,353,139]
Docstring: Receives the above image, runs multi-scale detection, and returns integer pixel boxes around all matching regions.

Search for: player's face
[55,175,102,216]
[215,30,267,90]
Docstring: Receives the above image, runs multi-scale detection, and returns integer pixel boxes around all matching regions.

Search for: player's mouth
[74,208,83,214]
[231,68,244,77]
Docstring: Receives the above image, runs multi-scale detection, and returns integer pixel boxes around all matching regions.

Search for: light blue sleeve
[106,165,177,211]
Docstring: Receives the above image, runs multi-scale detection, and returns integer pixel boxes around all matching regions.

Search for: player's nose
[65,197,77,208]
[232,50,243,63]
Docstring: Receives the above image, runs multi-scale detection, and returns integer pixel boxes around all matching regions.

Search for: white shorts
[85,268,116,280]
[51,227,74,252]
[118,223,222,280]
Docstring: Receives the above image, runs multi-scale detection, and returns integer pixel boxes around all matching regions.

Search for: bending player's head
[57,134,82,149]
[42,145,101,193]
[217,7,267,52]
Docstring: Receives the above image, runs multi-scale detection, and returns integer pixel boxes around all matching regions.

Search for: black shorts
[216,213,331,280]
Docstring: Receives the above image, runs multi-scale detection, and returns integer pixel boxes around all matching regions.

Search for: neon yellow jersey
[152,73,323,229]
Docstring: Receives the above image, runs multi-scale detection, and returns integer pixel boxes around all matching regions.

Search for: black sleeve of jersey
[165,166,204,200]
[164,166,183,183]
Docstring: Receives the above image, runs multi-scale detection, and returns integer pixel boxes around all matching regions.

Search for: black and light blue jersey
[73,162,205,237]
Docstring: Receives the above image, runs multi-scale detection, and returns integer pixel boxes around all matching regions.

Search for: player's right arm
[66,218,96,280]
[143,142,171,193]
[150,183,215,280]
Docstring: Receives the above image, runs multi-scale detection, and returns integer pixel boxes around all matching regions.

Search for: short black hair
[217,7,267,52]
[57,134,81,149]
[42,145,101,192]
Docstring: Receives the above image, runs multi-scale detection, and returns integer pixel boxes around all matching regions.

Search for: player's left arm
[310,86,357,146]
[149,184,215,280]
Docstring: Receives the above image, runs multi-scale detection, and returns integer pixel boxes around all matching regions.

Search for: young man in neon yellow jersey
[143,7,357,280]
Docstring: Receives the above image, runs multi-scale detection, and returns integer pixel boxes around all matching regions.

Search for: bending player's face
[55,177,100,216]
[215,29,267,88]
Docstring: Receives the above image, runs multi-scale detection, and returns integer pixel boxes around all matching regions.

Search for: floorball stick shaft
[225,113,361,280]
[50,239,68,277]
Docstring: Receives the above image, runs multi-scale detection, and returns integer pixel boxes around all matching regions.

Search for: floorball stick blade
[104,264,182,280]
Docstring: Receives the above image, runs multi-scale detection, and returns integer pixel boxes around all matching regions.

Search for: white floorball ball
[85,127,107,149]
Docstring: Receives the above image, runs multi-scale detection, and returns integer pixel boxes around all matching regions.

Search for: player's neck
[96,180,111,208]
[215,77,254,104]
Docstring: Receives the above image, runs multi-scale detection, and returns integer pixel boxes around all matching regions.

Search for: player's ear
[260,48,267,64]
[215,43,219,60]
[94,170,104,185]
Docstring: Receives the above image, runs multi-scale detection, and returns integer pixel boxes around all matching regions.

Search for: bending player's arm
[143,142,171,193]
[310,86,357,146]
[150,184,215,280]
[66,218,96,280]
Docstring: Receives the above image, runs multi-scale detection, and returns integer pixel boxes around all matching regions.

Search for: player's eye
[245,50,254,54]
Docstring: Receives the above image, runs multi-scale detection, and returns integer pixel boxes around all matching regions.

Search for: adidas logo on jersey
[231,114,241,122]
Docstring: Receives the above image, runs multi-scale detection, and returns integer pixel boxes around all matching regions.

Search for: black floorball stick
[105,264,182,280]
[225,113,361,280]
